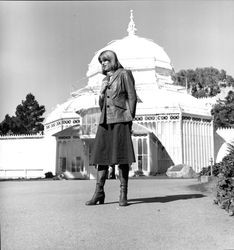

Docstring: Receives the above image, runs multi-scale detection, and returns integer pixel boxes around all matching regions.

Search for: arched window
[142,138,148,171]
[137,137,148,172]
[138,139,142,171]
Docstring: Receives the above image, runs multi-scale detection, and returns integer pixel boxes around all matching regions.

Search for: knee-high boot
[85,165,108,205]
[118,164,129,206]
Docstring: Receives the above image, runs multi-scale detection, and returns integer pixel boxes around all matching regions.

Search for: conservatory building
[44,12,214,179]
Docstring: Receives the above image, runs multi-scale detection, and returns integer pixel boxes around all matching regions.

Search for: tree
[0,114,13,135]
[0,93,45,135]
[226,75,234,87]
[211,91,234,129]
[174,67,234,98]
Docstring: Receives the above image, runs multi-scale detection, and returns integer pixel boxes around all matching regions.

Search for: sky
[1,0,234,121]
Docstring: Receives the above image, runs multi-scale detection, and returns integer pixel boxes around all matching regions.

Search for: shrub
[201,141,234,216]
[199,147,234,177]
[133,170,144,177]
[213,174,234,216]
[45,172,54,178]
[199,163,221,177]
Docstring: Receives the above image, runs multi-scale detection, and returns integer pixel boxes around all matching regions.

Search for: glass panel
[136,137,148,172]
[143,138,147,154]
[81,159,84,172]
[132,137,137,157]
[138,138,142,155]
[142,155,148,171]
[71,160,76,172]
[76,156,84,172]
[138,155,142,171]
[89,144,92,164]
[59,157,66,172]
[76,157,81,172]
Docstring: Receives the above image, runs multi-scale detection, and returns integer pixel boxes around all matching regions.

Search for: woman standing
[86,50,137,206]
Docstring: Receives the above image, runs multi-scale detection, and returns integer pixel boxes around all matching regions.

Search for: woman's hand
[100,79,109,96]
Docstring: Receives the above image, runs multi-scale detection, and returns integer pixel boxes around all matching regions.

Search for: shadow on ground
[128,193,206,205]
[105,193,206,205]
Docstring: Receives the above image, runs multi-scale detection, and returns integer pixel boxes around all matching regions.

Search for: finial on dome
[127,10,137,36]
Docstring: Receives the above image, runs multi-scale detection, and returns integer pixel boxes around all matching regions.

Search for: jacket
[99,68,137,125]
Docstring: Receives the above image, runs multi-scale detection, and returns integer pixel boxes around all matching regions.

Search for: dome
[44,87,99,124]
[136,88,211,117]
[87,11,173,86]
[44,10,210,131]
[87,35,173,77]
[44,99,80,124]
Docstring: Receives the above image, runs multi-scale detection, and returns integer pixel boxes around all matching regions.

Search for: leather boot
[86,165,108,205]
[118,164,129,206]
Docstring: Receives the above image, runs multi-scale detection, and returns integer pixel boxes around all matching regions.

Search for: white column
[187,121,191,167]
[193,122,197,172]
[196,122,200,172]
[147,134,150,173]
[184,121,188,165]
[185,121,189,165]
[190,121,193,170]
[205,123,209,167]
[199,122,204,171]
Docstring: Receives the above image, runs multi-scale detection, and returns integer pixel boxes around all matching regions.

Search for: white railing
[0,132,44,140]
[0,169,44,179]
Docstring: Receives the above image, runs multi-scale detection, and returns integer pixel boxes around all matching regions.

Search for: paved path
[0,178,234,250]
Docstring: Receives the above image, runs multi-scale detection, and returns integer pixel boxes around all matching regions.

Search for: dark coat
[99,68,137,124]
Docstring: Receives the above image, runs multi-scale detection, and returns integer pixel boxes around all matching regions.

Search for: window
[71,160,76,172]
[82,110,100,136]
[59,157,66,172]
[137,137,148,171]
[143,138,147,154]
[76,157,84,172]
[138,139,142,154]
[138,155,142,171]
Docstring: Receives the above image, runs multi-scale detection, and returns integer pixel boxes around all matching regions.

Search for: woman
[86,50,137,206]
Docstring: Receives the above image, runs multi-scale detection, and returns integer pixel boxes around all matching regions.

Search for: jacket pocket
[113,98,127,110]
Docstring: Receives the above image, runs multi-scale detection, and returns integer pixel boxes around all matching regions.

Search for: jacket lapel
[107,68,122,87]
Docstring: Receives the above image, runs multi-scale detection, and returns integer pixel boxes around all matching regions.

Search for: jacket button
[107,105,110,108]
[107,96,110,98]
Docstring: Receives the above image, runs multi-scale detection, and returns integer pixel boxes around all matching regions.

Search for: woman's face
[101,58,112,73]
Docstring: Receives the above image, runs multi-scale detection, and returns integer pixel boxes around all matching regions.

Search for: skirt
[90,122,135,166]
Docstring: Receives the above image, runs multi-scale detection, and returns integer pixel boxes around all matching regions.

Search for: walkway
[0,178,233,250]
